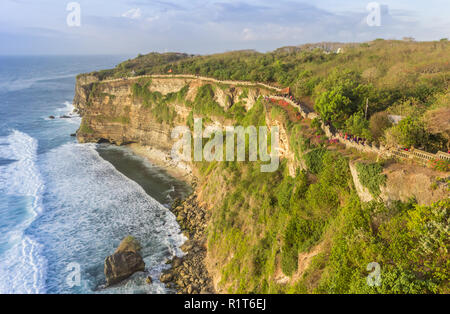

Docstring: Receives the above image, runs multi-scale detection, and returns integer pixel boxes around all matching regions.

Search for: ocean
[0,56,191,294]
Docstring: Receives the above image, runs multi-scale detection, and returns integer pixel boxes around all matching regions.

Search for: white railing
[268,96,449,165]
[81,74,282,92]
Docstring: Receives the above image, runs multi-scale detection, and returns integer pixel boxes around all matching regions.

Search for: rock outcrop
[104,236,145,286]
[349,160,449,205]
[74,73,449,294]
[160,194,215,294]
[73,75,272,148]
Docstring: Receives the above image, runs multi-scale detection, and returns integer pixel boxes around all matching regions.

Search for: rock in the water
[49,115,55,119]
[70,133,76,137]
[146,276,153,285]
[104,236,145,286]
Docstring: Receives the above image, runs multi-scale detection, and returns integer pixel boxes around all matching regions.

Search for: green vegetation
[369,111,392,141]
[92,52,190,79]
[303,148,327,174]
[206,147,355,293]
[289,124,313,160]
[239,97,266,127]
[110,116,131,124]
[86,82,117,106]
[428,159,450,172]
[79,121,94,134]
[344,111,371,140]
[308,198,449,294]
[198,119,448,294]
[131,81,183,124]
[189,84,227,117]
[86,40,449,151]
[281,215,324,276]
[314,69,369,128]
[79,41,450,294]
[356,162,387,198]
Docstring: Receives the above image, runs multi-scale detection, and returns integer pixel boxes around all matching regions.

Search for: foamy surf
[32,142,186,293]
[44,101,81,125]
[0,130,46,294]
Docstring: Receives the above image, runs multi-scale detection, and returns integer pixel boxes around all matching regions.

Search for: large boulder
[104,236,145,286]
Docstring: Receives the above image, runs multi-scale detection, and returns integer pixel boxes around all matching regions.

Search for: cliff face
[349,160,449,205]
[74,76,272,150]
[74,74,449,294]
[74,75,448,206]
[75,78,176,149]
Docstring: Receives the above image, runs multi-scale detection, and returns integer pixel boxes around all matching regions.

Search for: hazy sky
[0,0,449,55]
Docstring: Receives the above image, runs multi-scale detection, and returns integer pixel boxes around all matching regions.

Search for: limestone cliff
[74,74,448,206]
[74,75,272,150]
[74,73,449,294]
[349,160,449,205]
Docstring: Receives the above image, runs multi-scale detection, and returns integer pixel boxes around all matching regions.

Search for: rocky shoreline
[126,143,214,294]
[160,190,215,294]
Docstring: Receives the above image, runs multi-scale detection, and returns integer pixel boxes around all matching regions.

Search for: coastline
[128,143,194,185]
[164,195,215,294]
[126,143,215,294]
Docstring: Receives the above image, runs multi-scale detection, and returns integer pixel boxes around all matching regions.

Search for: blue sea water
[0,56,190,294]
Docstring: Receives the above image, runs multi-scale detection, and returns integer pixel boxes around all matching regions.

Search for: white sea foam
[0,129,186,294]
[34,143,186,293]
[44,101,81,124]
[0,130,47,294]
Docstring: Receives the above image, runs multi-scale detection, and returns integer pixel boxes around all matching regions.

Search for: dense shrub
[282,216,325,276]
[428,159,450,172]
[393,116,429,148]
[369,111,392,141]
[314,70,369,128]
[345,111,371,140]
[355,162,386,198]
[304,148,327,174]
[191,84,227,117]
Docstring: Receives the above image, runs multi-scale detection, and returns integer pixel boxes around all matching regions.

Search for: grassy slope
[195,104,449,294]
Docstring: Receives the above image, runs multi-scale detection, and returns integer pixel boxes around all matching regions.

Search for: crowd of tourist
[338,132,367,146]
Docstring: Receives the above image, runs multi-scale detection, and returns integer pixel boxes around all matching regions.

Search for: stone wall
[80,74,282,93]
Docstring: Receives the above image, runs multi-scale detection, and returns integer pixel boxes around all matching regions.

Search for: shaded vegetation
[356,162,387,198]
[131,81,186,124]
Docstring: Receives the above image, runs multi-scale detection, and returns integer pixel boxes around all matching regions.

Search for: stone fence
[396,148,450,164]
[83,74,283,92]
[269,96,319,120]
[321,120,450,164]
[437,151,450,161]
[271,95,450,165]
[321,123,384,155]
